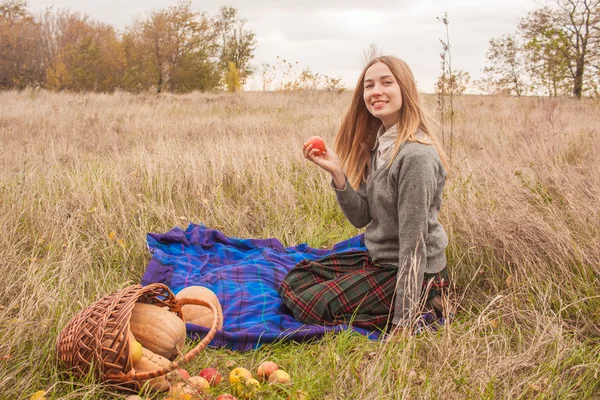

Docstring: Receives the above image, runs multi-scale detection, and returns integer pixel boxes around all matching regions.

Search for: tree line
[0,0,256,93]
[480,0,599,98]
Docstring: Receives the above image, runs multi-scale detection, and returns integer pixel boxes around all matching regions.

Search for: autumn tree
[0,0,45,89]
[39,10,126,92]
[480,34,526,96]
[520,7,572,96]
[554,0,600,98]
[214,6,256,86]
[224,61,240,92]
[519,0,600,98]
[123,0,220,93]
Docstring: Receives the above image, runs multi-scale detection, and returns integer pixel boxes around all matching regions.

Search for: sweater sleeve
[392,150,438,326]
[331,177,372,228]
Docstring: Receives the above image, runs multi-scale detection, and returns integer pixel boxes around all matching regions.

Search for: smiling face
[363,62,403,130]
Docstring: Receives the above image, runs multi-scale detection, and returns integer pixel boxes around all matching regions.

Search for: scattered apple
[234,377,260,400]
[215,395,237,400]
[164,394,193,400]
[199,367,223,386]
[169,382,194,398]
[304,136,326,156]
[229,367,253,386]
[268,369,291,385]
[256,361,279,380]
[188,376,210,392]
[176,368,190,380]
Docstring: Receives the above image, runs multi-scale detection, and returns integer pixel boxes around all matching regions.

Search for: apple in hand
[256,361,279,380]
[199,367,223,386]
[304,136,326,156]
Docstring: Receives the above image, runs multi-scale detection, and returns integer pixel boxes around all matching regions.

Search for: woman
[278,56,450,331]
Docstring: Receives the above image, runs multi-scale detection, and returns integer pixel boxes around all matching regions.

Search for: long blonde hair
[334,56,449,189]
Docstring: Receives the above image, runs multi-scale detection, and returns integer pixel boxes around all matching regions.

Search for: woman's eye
[365,84,373,89]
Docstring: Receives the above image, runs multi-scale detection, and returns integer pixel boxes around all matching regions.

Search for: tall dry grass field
[0,90,599,399]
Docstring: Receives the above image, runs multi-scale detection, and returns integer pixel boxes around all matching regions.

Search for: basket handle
[111,298,220,383]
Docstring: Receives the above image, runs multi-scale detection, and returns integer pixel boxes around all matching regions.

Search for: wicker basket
[56,283,219,391]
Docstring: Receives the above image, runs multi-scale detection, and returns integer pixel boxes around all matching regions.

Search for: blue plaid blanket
[141,223,380,350]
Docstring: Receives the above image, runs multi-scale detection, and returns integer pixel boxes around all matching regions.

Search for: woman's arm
[391,149,438,326]
[304,143,372,228]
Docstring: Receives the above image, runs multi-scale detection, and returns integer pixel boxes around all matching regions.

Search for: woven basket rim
[56,283,220,391]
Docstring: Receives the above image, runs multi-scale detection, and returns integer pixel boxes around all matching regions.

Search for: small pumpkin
[176,286,223,330]
[131,347,171,391]
[129,303,186,360]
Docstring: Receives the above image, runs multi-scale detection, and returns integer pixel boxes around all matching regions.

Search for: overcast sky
[26,0,541,93]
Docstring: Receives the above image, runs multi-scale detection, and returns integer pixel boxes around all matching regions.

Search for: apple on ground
[256,361,278,380]
[215,395,237,400]
[188,376,210,392]
[178,369,190,380]
[243,378,260,399]
[170,382,194,397]
[229,367,253,386]
[268,370,291,384]
[199,367,223,386]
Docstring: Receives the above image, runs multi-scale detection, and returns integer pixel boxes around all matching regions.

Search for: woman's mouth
[372,100,388,109]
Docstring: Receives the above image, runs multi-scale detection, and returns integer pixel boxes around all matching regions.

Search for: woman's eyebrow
[364,75,394,82]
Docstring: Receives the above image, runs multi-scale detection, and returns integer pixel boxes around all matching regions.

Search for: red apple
[199,367,223,386]
[177,368,190,380]
[304,136,326,156]
[256,361,279,380]
[216,395,237,400]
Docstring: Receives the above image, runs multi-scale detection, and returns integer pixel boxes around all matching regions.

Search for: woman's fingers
[304,144,321,160]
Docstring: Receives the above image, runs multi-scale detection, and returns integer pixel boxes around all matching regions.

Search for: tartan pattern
[278,250,449,329]
[141,223,380,351]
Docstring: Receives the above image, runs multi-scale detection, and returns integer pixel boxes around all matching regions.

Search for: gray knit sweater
[333,135,448,326]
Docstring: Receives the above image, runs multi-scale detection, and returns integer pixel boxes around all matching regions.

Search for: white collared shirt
[372,124,398,171]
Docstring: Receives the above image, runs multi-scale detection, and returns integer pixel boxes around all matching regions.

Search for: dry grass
[0,90,599,399]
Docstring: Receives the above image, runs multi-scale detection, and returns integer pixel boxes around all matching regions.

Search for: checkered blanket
[141,223,379,350]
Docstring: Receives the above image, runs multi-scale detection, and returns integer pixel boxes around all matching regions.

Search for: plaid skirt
[277,250,449,329]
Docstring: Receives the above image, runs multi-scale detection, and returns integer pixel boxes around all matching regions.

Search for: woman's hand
[303,143,342,175]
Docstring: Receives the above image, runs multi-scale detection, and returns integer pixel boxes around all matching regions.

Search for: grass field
[0,90,599,399]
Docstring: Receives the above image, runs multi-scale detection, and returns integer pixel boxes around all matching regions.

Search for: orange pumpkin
[176,286,223,330]
[129,303,186,360]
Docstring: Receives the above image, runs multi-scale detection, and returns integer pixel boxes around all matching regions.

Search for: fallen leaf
[505,275,513,288]
[29,390,46,400]
[0,354,10,361]
[107,231,116,240]
[490,319,499,329]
